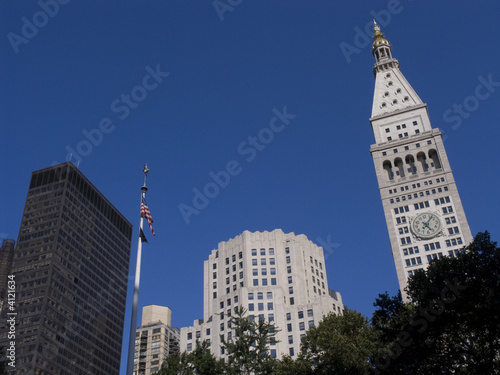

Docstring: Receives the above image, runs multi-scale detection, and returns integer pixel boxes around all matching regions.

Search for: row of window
[249,292,273,300]
[399,232,460,251]
[248,302,274,312]
[424,242,441,251]
[390,187,449,204]
[253,278,277,286]
[216,248,277,268]
[380,96,411,108]
[389,179,448,203]
[446,216,457,225]
[405,257,422,267]
[442,206,454,214]
[401,237,412,245]
[402,246,419,256]
[386,129,422,141]
[219,296,239,310]
[407,249,468,275]
[434,196,451,205]
[401,236,461,255]
[446,237,463,247]
[287,320,314,332]
[287,309,314,320]
[384,122,416,133]
[187,329,208,341]
[389,177,446,195]
[381,138,431,156]
[214,281,245,290]
[396,216,407,224]
[415,201,431,210]
[394,205,410,214]
[251,248,275,256]
[252,258,276,266]
[224,273,243,284]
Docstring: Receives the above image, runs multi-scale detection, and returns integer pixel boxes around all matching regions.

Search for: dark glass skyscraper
[0,162,132,374]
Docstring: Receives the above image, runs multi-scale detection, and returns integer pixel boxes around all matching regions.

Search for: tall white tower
[369,22,473,297]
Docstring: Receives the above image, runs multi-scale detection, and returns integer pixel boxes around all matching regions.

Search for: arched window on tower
[428,149,442,170]
[405,155,417,175]
[394,157,405,178]
[417,152,428,172]
[383,160,394,180]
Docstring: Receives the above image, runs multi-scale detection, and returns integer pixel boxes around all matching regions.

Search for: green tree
[291,309,380,375]
[155,340,226,375]
[221,306,279,375]
[274,354,313,375]
[372,231,500,375]
[371,292,422,375]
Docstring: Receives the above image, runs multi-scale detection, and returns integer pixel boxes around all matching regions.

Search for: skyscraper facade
[133,305,180,375]
[180,229,343,359]
[0,162,132,374]
[368,22,473,297]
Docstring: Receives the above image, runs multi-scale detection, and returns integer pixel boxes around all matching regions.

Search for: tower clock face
[411,212,441,239]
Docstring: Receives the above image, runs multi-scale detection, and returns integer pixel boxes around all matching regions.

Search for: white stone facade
[180,229,343,359]
[369,24,473,298]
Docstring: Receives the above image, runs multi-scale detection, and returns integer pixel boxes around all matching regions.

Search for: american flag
[141,196,155,236]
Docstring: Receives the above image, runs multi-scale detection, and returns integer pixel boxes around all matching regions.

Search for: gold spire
[372,19,390,50]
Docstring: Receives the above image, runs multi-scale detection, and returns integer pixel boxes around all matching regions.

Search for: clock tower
[368,21,473,298]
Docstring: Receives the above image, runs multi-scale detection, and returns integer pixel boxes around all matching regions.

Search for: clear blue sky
[2,1,500,373]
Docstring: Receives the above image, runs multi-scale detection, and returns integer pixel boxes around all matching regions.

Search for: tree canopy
[372,231,500,374]
[296,309,381,375]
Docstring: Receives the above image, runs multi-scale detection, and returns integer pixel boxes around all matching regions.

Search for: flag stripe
[141,197,155,236]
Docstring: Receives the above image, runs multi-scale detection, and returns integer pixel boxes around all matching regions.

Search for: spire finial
[372,20,391,52]
[142,164,149,191]
[371,20,399,75]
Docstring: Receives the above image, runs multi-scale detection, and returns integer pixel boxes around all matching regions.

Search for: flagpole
[126,165,149,375]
